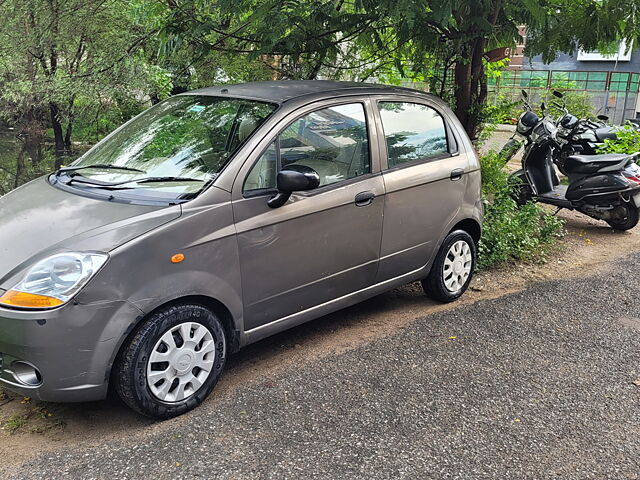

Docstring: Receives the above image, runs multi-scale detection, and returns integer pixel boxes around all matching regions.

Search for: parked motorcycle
[551,91,622,165]
[500,90,619,164]
[505,90,640,230]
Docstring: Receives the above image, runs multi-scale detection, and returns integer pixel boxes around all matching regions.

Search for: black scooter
[509,91,640,230]
[551,91,619,157]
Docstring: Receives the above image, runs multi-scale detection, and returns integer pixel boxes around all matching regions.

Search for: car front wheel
[114,303,227,419]
[422,230,477,303]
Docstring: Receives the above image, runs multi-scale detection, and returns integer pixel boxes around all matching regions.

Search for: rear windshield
[60,95,277,201]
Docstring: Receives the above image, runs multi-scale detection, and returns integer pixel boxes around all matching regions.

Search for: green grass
[3,414,28,434]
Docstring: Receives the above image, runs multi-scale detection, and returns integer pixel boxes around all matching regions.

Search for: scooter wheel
[607,204,639,231]
[512,182,533,207]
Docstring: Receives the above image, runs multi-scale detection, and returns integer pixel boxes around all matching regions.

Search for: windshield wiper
[57,164,146,174]
[67,176,205,189]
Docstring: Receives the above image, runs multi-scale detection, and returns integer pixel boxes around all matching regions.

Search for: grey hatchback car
[0,81,482,418]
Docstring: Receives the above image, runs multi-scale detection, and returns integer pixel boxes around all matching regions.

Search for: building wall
[525,50,640,73]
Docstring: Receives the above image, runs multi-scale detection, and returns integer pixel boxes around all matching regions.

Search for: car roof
[183,80,436,104]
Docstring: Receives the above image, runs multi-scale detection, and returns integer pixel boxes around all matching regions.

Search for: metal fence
[489,70,640,124]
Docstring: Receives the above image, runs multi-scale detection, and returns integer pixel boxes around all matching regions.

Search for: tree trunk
[21,107,44,165]
[451,1,502,141]
[14,146,27,190]
[63,95,75,153]
[454,38,488,141]
[49,102,66,168]
[453,53,472,137]
[64,122,73,153]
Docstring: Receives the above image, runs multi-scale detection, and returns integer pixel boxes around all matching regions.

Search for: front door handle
[354,191,375,207]
[450,168,465,181]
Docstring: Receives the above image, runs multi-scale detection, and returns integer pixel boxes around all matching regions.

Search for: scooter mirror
[552,91,563,99]
[541,102,546,113]
[597,114,609,122]
[521,89,528,99]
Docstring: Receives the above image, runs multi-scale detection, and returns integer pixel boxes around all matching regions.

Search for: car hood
[0,177,181,285]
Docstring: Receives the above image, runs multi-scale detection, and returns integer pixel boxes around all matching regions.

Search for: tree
[159,0,640,139]
[0,0,160,170]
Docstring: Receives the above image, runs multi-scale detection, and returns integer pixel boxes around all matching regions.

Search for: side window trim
[373,98,460,172]
[241,100,373,197]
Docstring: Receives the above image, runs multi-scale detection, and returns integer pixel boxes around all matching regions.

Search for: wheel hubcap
[443,240,472,292]
[147,322,216,403]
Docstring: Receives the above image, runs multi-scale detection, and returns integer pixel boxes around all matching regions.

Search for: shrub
[478,151,565,269]
[486,87,596,125]
[597,123,640,154]
[483,94,521,125]
[546,89,596,121]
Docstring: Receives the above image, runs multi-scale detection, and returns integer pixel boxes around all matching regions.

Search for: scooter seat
[563,153,634,174]
[594,127,618,142]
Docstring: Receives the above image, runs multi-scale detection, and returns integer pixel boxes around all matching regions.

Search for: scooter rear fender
[566,172,632,202]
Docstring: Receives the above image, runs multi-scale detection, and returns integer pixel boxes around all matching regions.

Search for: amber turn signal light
[171,253,185,264]
[0,290,64,309]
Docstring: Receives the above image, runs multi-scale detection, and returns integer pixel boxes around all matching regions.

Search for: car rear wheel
[422,230,476,303]
[114,303,226,419]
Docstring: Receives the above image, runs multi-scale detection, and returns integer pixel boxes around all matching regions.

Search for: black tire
[114,304,227,419]
[422,230,477,303]
[511,177,533,206]
[607,204,640,231]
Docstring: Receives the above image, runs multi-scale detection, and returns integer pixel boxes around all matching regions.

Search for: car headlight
[0,252,108,309]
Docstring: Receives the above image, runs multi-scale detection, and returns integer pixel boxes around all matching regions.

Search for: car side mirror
[267,164,320,208]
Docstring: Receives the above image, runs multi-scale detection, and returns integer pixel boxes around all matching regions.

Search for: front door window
[243,103,370,193]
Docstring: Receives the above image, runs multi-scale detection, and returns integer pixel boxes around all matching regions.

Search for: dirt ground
[2,205,638,477]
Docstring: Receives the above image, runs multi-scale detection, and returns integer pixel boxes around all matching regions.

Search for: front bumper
[0,299,143,402]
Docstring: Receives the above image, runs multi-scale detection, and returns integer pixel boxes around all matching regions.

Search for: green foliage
[478,151,564,269]
[485,85,596,130]
[483,94,521,125]
[547,89,596,120]
[485,58,512,81]
[72,97,146,144]
[597,123,640,154]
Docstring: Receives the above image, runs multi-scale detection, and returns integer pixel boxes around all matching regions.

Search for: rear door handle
[354,191,375,207]
[450,168,465,181]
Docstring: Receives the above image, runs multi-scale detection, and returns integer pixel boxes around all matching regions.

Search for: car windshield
[59,95,277,200]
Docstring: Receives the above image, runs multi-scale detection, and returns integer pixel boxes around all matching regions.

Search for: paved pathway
[10,256,640,479]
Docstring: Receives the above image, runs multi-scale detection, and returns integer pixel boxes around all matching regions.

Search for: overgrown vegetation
[598,123,640,154]
[478,151,565,269]
[546,89,597,121]
[483,94,521,125]
[485,87,596,127]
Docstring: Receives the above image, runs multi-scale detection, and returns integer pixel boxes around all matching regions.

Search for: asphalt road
[10,257,640,480]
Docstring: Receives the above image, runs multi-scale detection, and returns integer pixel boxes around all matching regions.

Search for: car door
[231,98,385,331]
[372,97,471,282]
